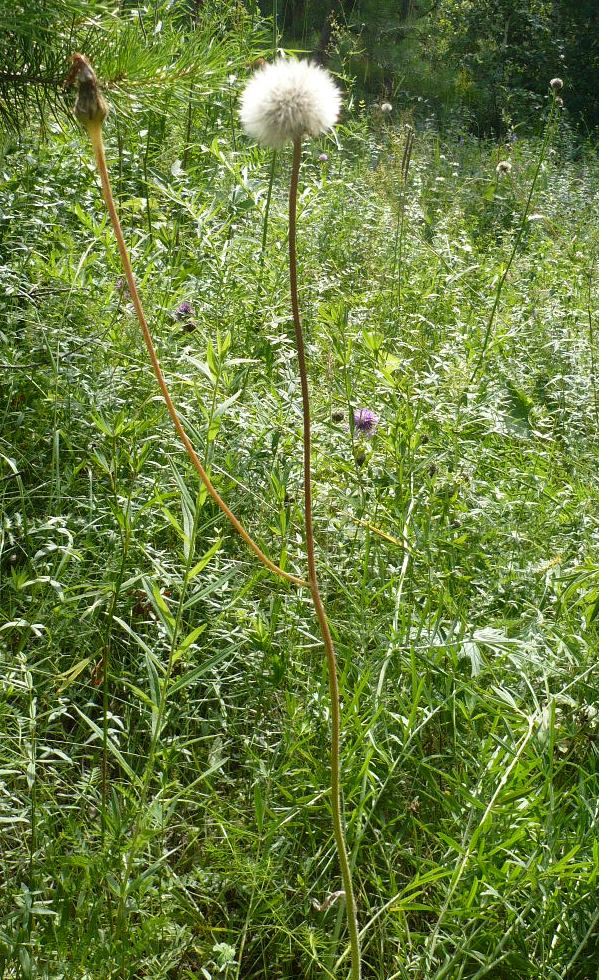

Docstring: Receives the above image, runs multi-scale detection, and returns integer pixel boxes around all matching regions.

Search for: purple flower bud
[318,152,329,162]
[353,408,379,437]
[175,300,194,320]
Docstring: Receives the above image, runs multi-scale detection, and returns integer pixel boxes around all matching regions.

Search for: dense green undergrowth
[1,46,599,980]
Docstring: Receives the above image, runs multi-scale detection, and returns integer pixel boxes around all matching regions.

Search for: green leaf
[188,538,222,582]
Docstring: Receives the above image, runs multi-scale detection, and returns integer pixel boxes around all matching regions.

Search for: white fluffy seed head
[240,58,341,149]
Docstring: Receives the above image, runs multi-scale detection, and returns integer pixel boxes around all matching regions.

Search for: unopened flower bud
[69,53,108,128]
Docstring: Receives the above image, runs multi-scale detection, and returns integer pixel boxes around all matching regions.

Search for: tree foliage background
[260,0,599,132]
[2,1,597,135]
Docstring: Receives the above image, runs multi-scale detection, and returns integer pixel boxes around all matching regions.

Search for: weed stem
[289,135,361,980]
[85,121,306,589]
[470,97,558,380]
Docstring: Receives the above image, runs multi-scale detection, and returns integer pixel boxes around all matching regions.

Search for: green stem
[252,150,277,319]
[100,484,132,838]
[85,122,305,589]
[289,136,361,980]
[587,259,599,424]
[116,485,203,935]
[470,96,558,380]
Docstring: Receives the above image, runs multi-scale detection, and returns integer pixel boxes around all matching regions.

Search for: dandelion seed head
[239,58,341,149]
[550,77,564,92]
[496,160,512,175]
[380,102,393,114]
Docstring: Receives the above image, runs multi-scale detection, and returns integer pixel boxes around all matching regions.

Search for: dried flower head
[380,102,393,114]
[550,77,564,92]
[496,160,512,176]
[353,408,379,438]
[239,58,341,149]
[68,53,108,128]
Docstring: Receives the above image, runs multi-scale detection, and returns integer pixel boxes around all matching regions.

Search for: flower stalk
[289,135,361,980]
[70,52,360,978]
[471,85,560,380]
[69,55,304,589]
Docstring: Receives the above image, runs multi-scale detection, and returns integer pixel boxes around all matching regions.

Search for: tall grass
[1,24,598,980]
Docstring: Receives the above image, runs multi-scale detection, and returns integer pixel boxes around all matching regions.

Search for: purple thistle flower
[175,300,194,320]
[353,408,379,437]
[318,152,329,162]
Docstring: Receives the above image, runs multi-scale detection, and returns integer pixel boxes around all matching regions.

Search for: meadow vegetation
[1,3,599,978]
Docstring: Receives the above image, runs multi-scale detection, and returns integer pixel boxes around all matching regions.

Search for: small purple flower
[318,152,329,162]
[175,300,194,320]
[353,408,379,438]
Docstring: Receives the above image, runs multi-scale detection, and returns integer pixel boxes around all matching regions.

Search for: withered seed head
[69,53,108,128]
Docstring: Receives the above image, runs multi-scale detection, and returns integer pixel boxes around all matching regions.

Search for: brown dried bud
[549,77,564,92]
[68,53,108,128]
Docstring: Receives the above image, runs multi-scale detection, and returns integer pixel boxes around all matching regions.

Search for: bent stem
[84,120,305,589]
[289,136,361,980]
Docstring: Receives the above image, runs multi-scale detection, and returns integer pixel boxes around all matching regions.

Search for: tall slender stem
[252,150,277,318]
[470,97,558,380]
[289,136,361,980]
[587,259,599,424]
[85,122,305,589]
